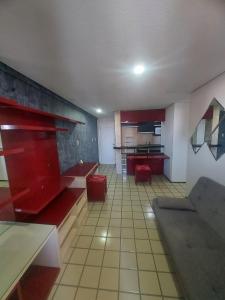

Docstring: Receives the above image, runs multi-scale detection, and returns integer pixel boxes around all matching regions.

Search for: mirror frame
[190,98,225,159]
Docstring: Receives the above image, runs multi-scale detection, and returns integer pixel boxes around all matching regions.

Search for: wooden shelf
[0,147,24,156]
[13,176,73,214]
[31,188,85,227]
[0,97,85,125]
[0,124,68,132]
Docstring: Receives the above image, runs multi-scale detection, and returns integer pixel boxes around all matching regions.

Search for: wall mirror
[190,102,214,153]
[191,99,224,157]
[207,99,225,160]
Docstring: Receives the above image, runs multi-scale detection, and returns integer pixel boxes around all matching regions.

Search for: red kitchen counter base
[127,155,169,175]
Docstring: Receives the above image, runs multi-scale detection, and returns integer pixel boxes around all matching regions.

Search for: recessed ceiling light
[96,108,102,113]
[133,64,145,75]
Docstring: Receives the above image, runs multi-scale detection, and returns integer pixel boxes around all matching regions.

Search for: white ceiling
[1,0,225,116]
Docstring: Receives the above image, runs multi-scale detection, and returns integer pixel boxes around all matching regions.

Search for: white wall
[164,104,175,180]
[0,134,8,180]
[172,102,190,181]
[187,73,225,193]
[98,117,115,164]
[164,102,189,182]
[114,112,122,173]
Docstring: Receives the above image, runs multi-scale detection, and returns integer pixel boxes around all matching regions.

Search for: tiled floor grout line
[72,200,104,300]
[133,188,142,297]
[50,208,90,299]
[94,203,106,300]
[117,186,122,300]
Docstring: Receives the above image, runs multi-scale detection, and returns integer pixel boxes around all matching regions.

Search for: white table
[0,222,60,300]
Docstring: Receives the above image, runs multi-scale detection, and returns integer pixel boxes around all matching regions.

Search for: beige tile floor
[49,165,186,300]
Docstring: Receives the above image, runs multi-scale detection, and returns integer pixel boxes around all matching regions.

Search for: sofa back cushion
[188,177,225,241]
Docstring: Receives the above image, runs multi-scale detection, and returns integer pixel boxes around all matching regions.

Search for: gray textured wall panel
[0,62,99,172]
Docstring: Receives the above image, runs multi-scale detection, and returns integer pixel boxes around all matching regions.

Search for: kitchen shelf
[114,145,165,150]
[0,147,24,156]
[0,124,68,132]
[14,176,74,214]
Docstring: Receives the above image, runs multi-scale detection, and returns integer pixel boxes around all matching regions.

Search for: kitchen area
[114,109,169,175]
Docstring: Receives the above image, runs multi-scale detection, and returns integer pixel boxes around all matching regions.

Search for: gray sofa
[152,177,225,300]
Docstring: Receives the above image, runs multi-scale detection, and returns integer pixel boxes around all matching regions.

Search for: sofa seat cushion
[156,197,196,211]
[188,177,225,241]
[153,202,225,300]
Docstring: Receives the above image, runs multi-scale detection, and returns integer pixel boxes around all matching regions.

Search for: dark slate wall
[0,62,99,173]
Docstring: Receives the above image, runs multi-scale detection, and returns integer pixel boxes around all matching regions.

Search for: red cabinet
[121,109,165,123]
[148,157,164,174]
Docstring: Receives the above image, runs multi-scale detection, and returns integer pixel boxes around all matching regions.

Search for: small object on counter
[80,160,83,164]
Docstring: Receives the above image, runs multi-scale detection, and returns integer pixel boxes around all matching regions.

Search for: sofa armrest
[153,197,196,211]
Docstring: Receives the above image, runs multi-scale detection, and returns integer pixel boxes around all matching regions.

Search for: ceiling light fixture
[133,64,145,76]
[96,108,102,113]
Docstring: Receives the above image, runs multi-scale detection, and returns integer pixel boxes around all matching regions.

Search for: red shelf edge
[63,162,98,177]
[0,96,17,106]
[0,147,24,156]
[0,124,68,132]
[0,187,30,210]
[0,96,85,125]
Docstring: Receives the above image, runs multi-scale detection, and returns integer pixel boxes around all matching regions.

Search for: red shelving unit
[14,177,74,214]
[0,96,86,223]
[0,96,89,300]
[32,188,85,226]
[9,266,59,300]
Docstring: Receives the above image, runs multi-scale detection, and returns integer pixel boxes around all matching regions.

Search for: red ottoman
[87,175,107,202]
[135,164,152,184]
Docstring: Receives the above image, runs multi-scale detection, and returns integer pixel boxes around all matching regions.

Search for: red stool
[135,164,152,184]
[87,175,107,202]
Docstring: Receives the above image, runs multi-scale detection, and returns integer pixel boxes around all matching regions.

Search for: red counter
[127,155,169,175]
